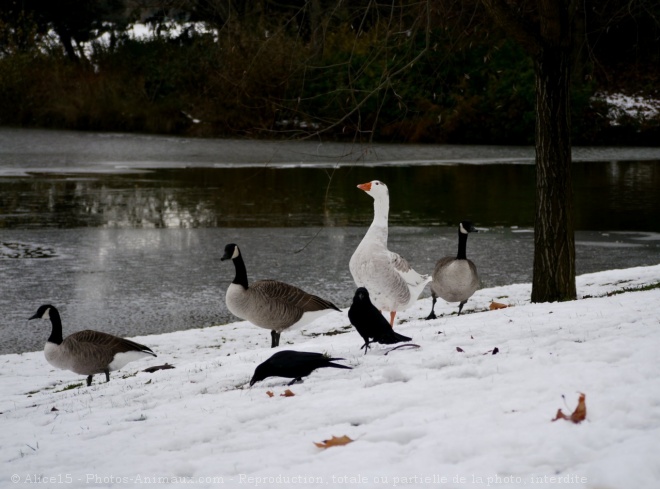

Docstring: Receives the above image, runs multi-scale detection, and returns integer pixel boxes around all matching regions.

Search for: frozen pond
[1,129,659,354]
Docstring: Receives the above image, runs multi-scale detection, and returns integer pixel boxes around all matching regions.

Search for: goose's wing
[386,250,430,286]
[62,331,118,370]
[70,330,155,355]
[252,280,339,312]
[467,259,481,288]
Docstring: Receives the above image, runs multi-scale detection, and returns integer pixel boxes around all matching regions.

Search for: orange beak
[357,182,372,192]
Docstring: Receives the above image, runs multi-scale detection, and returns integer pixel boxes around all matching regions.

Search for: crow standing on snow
[249,350,352,386]
[348,287,412,354]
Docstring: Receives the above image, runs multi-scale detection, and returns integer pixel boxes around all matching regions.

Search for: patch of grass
[54,382,83,392]
[612,282,660,294]
[303,325,352,338]
[583,281,660,299]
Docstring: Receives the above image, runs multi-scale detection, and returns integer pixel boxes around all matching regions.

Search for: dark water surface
[1,129,659,354]
[2,163,660,231]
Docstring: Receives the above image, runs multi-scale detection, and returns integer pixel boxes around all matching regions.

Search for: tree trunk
[531,45,576,302]
[479,0,578,302]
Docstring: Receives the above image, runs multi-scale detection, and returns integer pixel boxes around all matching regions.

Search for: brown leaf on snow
[552,393,587,424]
[489,301,509,310]
[456,347,465,353]
[314,435,354,449]
[266,389,295,398]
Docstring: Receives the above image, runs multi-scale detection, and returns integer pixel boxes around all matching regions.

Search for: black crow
[348,287,412,353]
[249,350,352,386]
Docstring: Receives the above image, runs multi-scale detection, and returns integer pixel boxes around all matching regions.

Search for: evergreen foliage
[0,0,657,144]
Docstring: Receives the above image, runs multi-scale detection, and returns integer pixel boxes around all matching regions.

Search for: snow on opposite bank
[1,265,660,489]
[593,92,660,123]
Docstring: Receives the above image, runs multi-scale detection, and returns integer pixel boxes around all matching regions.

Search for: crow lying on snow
[250,350,352,386]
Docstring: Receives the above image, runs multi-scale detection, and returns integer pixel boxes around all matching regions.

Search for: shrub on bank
[0,23,657,145]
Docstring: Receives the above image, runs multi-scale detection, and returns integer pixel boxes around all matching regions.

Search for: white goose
[349,180,431,326]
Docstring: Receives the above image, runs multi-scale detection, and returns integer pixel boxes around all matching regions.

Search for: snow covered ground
[593,92,660,123]
[1,265,659,489]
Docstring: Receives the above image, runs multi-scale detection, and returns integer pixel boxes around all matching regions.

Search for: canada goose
[349,180,431,327]
[221,243,341,348]
[348,287,412,354]
[426,221,480,319]
[250,350,352,386]
[28,304,157,386]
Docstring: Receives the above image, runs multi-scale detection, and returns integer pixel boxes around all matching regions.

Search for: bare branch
[479,0,542,54]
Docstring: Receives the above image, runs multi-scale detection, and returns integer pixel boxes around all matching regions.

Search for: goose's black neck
[231,255,249,289]
[47,307,64,345]
[456,231,469,260]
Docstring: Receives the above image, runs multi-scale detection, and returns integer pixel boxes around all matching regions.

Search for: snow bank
[1,265,659,489]
[593,92,660,123]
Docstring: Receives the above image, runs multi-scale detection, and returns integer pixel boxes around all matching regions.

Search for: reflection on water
[1,161,659,230]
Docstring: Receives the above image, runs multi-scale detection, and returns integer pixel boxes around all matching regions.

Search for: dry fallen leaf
[456,346,464,353]
[266,391,274,398]
[280,389,295,397]
[552,393,587,424]
[314,435,354,449]
[490,301,509,310]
